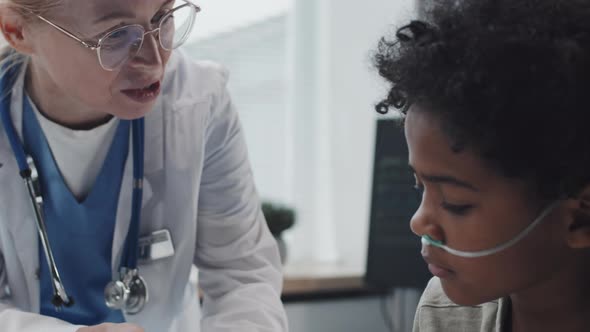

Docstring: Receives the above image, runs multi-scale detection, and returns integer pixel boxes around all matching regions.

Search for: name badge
[138,229,175,263]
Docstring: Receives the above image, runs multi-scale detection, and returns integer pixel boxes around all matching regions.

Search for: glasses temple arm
[35,15,98,50]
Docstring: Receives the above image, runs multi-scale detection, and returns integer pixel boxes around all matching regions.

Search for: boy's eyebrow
[93,0,175,24]
[409,165,479,192]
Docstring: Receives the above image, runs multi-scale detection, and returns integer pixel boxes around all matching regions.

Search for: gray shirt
[413,277,509,332]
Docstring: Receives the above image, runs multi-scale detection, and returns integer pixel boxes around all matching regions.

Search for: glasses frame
[34,1,200,71]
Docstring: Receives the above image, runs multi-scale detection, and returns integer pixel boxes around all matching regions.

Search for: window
[182,0,417,271]
[182,0,291,205]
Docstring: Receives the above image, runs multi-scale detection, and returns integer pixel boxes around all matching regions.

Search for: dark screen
[364,119,431,290]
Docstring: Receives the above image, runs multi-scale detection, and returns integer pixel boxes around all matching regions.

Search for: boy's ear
[0,7,34,55]
[565,184,590,249]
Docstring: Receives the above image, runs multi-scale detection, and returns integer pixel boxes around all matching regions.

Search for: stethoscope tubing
[0,66,73,306]
[24,158,72,306]
[0,62,145,309]
[124,119,144,269]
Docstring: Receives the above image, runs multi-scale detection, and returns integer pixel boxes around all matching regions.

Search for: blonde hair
[1,0,62,18]
[0,0,62,92]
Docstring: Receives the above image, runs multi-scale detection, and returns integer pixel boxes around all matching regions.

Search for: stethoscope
[0,64,148,314]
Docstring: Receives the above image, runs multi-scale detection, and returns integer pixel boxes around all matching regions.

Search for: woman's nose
[132,33,163,68]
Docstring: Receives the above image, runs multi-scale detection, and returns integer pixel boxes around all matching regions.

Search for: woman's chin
[111,100,157,120]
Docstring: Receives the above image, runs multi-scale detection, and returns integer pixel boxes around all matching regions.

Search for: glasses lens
[99,25,144,70]
[159,4,197,50]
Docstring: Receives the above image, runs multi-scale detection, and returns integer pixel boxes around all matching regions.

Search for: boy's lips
[427,263,454,279]
[422,254,455,278]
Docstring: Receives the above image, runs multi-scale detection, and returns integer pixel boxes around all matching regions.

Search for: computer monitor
[364,119,431,290]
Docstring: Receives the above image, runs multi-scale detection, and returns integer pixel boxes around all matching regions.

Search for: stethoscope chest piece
[104,268,148,315]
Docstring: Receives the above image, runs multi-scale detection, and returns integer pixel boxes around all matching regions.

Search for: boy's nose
[409,203,445,243]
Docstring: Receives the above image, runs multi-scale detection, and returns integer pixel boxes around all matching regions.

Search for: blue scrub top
[22,95,128,325]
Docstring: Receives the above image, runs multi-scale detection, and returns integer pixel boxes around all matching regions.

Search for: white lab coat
[0,50,288,332]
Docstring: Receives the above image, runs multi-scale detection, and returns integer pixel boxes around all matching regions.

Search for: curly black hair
[374,0,590,199]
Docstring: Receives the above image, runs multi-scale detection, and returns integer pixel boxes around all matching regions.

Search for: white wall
[286,0,416,267]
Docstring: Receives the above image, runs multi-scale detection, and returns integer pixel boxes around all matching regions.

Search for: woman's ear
[0,6,34,54]
[565,184,590,249]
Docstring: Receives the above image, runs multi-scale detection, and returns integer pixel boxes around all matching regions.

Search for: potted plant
[261,202,295,264]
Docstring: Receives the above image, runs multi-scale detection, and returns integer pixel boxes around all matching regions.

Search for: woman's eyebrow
[93,0,175,24]
[93,11,134,24]
[408,165,479,191]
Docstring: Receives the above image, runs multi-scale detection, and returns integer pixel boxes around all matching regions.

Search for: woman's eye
[441,202,473,216]
[152,10,170,24]
[110,30,128,39]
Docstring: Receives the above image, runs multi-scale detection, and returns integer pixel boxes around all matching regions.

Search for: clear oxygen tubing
[421,201,560,258]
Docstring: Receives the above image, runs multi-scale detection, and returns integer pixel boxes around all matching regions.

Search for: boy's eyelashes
[413,183,424,192]
[441,202,474,216]
[411,182,474,216]
[413,173,424,191]
[413,183,425,201]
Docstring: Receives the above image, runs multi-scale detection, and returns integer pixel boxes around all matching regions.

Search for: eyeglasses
[34,1,200,71]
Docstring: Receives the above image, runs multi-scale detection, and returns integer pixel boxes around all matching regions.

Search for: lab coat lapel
[0,83,40,312]
[0,153,39,312]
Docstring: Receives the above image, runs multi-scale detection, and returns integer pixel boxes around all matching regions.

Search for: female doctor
[0,0,288,331]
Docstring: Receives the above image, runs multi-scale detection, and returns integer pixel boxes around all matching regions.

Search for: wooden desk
[281,262,384,302]
[195,261,385,303]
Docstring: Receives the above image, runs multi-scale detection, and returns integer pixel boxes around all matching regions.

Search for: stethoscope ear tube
[0,65,73,309]
[24,157,73,308]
